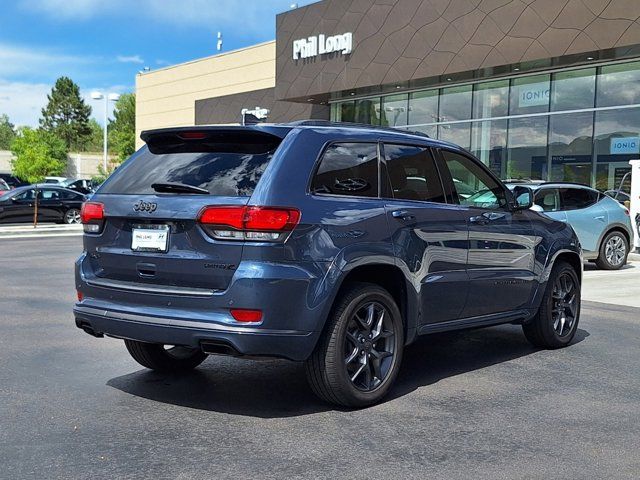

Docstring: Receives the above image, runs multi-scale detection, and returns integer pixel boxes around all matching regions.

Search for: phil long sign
[293,33,353,60]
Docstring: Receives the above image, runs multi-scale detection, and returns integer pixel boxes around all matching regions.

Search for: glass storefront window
[510,74,550,115]
[549,112,594,185]
[594,107,640,191]
[507,116,548,180]
[334,101,355,122]
[471,120,508,177]
[551,68,596,111]
[597,61,640,107]
[473,80,509,118]
[354,99,380,124]
[439,85,472,121]
[408,89,439,127]
[438,123,471,150]
[380,94,408,127]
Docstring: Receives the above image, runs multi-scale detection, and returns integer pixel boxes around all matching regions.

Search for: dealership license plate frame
[131,224,170,253]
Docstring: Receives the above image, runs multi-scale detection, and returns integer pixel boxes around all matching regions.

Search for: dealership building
[136,0,640,191]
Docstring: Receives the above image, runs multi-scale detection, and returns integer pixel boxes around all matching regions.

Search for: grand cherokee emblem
[133,200,157,212]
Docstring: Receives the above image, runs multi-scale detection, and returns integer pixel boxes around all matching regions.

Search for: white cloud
[0,43,94,79]
[0,80,50,127]
[117,55,144,64]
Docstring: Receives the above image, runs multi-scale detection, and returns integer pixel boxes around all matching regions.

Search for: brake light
[230,309,263,323]
[178,131,207,140]
[198,206,300,241]
[81,202,105,233]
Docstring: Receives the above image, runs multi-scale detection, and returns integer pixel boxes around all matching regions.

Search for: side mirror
[530,204,544,213]
[511,185,533,210]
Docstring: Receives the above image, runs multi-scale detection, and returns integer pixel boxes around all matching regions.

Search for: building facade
[136,0,640,190]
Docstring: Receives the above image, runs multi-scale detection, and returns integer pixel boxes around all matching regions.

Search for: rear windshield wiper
[151,182,209,194]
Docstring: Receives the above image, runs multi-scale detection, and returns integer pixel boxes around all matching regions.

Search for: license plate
[131,225,169,252]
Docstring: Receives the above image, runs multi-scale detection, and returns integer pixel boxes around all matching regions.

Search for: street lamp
[91,91,120,172]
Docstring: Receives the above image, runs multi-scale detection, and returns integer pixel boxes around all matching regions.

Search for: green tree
[108,93,135,162]
[0,114,16,150]
[40,76,92,150]
[77,118,104,152]
[10,128,68,183]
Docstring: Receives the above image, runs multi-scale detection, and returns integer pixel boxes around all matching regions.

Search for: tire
[305,282,404,408]
[63,208,81,224]
[523,261,581,349]
[124,340,207,372]
[595,231,629,270]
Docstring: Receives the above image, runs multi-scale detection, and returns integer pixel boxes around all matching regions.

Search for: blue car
[74,122,583,407]
[506,182,633,270]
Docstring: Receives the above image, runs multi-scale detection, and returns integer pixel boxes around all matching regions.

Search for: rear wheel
[523,261,580,348]
[124,340,207,372]
[63,208,81,224]
[305,282,404,407]
[595,231,628,270]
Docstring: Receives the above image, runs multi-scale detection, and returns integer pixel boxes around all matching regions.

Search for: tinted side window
[311,143,379,198]
[39,189,61,200]
[534,188,561,212]
[441,150,508,209]
[384,144,445,203]
[14,189,35,200]
[61,190,83,200]
[559,188,599,210]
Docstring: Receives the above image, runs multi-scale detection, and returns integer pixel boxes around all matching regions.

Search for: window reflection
[471,120,507,177]
[408,90,439,126]
[473,80,509,118]
[549,112,594,185]
[438,123,471,151]
[510,74,550,115]
[439,85,472,121]
[597,61,640,107]
[507,117,548,180]
[552,68,595,111]
[594,108,640,191]
[380,94,408,127]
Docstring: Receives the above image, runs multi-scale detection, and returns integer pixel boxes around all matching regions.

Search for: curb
[0,224,83,239]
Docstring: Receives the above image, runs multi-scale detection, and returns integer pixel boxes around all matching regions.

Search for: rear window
[100,133,281,196]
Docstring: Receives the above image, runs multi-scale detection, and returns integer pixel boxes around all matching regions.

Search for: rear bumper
[74,305,319,361]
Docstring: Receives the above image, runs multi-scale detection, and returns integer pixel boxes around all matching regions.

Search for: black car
[74,122,582,407]
[0,173,28,189]
[0,185,86,224]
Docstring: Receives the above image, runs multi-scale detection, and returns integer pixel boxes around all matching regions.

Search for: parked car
[74,123,582,407]
[63,178,95,195]
[0,179,9,191]
[507,181,633,270]
[0,173,28,189]
[43,176,68,185]
[0,185,86,224]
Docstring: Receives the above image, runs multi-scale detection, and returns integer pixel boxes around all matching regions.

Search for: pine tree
[40,76,92,150]
[0,114,15,150]
[108,93,136,162]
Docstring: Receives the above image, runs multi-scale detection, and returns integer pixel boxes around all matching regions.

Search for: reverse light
[198,206,300,242]
[230,309,263,323]
[81,202,105,233]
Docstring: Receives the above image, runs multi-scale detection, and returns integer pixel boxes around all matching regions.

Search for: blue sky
[0,0,318,127]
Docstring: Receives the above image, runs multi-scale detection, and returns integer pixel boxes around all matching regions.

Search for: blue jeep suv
[74,122,582,407]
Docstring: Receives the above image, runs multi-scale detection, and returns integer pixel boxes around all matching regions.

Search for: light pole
[91,91,120,172]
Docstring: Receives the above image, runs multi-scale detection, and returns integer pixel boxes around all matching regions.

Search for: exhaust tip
[200,341,240,356]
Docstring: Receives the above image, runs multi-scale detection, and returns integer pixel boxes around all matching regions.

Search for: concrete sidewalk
[0,223,83,239]
[583,258,640,308]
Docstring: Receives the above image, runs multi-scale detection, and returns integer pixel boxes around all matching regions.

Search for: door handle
[470,212,505,224]
[391,210,415,220]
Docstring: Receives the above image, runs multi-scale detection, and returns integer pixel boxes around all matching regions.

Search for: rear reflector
[230,309,263,323]
[77,291,83,301]
[199,206,300,241]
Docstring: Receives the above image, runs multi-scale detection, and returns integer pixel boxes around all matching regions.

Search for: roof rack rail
[283,120,431,139]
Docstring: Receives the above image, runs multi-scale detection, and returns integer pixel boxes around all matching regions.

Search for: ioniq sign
[293,32,353,60]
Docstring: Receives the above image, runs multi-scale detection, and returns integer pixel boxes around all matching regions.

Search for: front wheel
[595,231,628,270]
[305,282,404,407]
[124,340,207,372]
[523,261,581,349]
[63,208,81,224]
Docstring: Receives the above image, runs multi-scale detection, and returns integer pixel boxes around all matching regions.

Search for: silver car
[508,182,634,270]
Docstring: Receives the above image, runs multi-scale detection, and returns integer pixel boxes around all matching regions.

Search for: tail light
[199,206,300,241]
[81,202,105,233]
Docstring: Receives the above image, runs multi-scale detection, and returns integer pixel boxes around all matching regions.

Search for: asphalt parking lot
[1,237,639,479]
